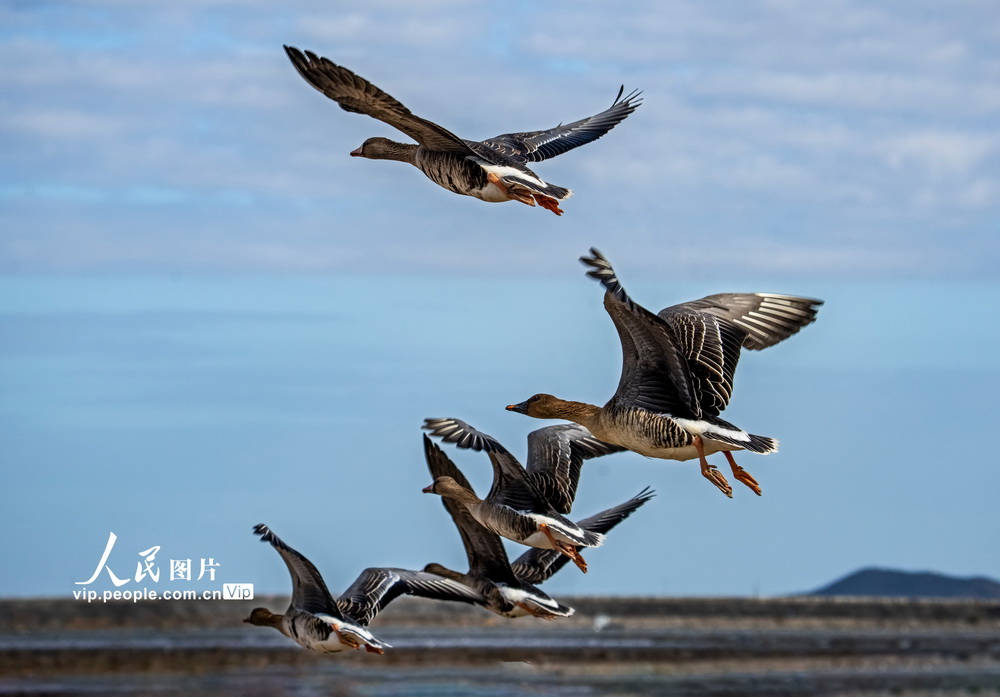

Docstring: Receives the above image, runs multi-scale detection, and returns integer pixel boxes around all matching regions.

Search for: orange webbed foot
[517,602,559,620]
[725,452,761,496]
[332,626,362,650]
[533,194,564,216]
[566,548,588,574]
[539,524,588,573]
[487,172,536,207]
[702,465,733,498]
[364,644,385,655]
[695,436,733,498]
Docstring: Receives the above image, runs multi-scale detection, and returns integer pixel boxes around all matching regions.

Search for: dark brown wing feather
[336,566,483,626]
[524,424,625,514]
[673,293,823,350]
[658,293,822,414]
[479,87,642,163]
[252,523,344,619]
[284,46,473,155]
[422,418,542,513]
[581,249,701,418]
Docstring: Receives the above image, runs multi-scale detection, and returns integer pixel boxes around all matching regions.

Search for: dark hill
[809,567,1000,599]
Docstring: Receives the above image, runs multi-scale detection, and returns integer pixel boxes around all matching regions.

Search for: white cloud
[1,1,997,276]
[880,131,997,178]
[2,107,128,139]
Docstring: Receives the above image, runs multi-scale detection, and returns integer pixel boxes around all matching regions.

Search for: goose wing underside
[657,293,821,415]
[675,293,823,351]
[656,302,747,416]
[479,87,642,163]
[252,524,344,619]
[524,424,626,514]
[284,46,473,155]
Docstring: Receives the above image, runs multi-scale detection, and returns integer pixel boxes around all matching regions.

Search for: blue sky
[1,2,999,601]
[3,0,997,277]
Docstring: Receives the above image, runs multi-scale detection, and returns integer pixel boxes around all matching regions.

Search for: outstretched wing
[336,566,484,626]
[673,293,823,351]
[581,248,701,418]
[252,523,343,619]
[524,424,625,514]
[284,46,473,154]
[423,418,540,513]
[658,293,822,414]
[480,87,642,163]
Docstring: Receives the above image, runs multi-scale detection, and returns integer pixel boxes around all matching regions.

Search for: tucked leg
[532,193,564,216]
[560,543,588,573]
[724,451,761,496]
[364,644,385,655]
[487,172,536,207]
[332,626,361,650]
[516,602,559,620]
[694,436,733,498]
[539,523,588,573]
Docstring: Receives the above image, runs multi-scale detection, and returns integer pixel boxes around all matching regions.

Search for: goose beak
[421,484,434,494]
[506,402,527,414]
[350,146,363,157]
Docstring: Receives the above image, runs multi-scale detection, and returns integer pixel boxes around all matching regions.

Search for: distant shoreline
[4,595,999,694]
[4,594,998,633]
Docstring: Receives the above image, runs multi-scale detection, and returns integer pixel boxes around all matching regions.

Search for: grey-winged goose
[422,475,603,572]
[283,46,641,216]
[422,434,653,617]
[422,434,571,619]
[423,417,624,515]
[507,248,822,498]
[510,486,656,585]
[245,524,481,653]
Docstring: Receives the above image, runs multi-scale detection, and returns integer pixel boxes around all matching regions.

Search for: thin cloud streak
[1,2,997,276]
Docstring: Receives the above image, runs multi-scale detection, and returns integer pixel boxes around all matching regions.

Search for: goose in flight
[244,523,480,653]
[422,434,653,617]
[508,248,822,498]
[283,46,641,215]
[423,417,624,514]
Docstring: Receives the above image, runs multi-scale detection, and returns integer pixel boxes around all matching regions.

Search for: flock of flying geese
[243,47,824,654]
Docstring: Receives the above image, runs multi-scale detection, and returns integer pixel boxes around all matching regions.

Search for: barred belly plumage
[597,408,740,462]
[415,150,492,198]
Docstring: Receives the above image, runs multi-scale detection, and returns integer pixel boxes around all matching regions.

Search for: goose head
[350,137,417,162]
[422,562,465,582]
[244,607,283,629]
[422,476,481,504]
[506,394,566,419]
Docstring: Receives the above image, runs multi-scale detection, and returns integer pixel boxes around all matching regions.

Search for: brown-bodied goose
[422,435,653,618]
[510,486,655,586]
[422,476,602,572]
[244,524,481,653]
[283,46,641,215]
[422,434,570,619]
[507,248,822,498]
[423,417,624,515]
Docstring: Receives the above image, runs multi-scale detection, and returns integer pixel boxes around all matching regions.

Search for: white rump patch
[674,417,750,443]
